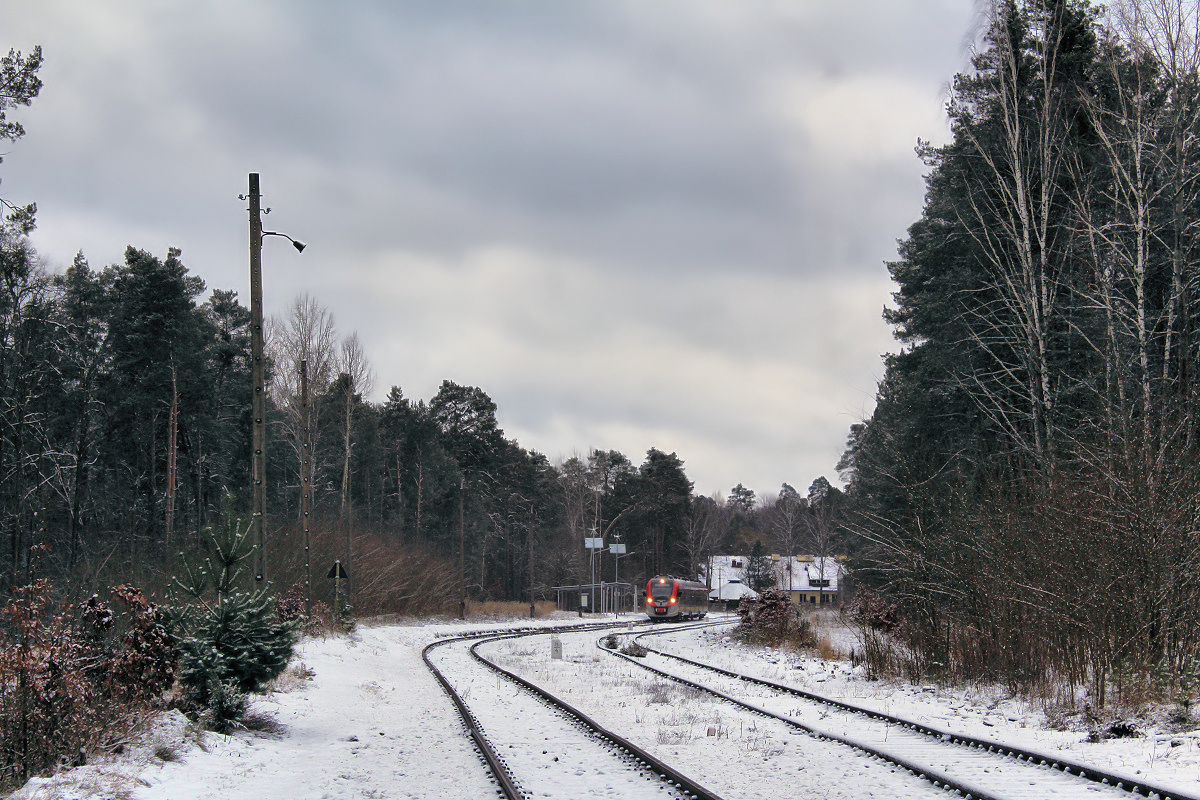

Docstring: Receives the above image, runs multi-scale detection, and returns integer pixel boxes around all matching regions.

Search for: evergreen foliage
[171,512,295,731]
[745,540,775,592]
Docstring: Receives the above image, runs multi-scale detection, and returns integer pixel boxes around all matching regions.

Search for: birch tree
[266,293,337,512]
[952,0,1096,468]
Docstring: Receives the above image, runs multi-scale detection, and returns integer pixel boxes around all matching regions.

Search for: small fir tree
[171,512,296,731]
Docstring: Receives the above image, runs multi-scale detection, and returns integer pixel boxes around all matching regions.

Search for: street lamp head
[262,230,305,253]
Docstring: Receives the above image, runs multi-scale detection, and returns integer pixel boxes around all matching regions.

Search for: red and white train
[645,576,709,621]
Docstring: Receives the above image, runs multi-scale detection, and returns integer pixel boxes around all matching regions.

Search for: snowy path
[17,625,505,800]
[135,625,501,800]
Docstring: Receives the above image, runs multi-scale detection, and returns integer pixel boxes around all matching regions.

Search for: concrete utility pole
[301,359,312,617]
[248,173,266,582]
[459,476,466,619]
[246,172,304,584]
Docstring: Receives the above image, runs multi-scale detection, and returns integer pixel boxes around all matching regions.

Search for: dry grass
[656,727,692,745]
[813,634,844,660]
[466,600,557,619]
[240,711,287,737]
[153,743,182,762]
[265,521,457,618]
[265,661,315,694]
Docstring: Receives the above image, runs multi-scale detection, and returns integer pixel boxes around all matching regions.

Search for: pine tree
[171,510,295,731]
[745,540,775,592]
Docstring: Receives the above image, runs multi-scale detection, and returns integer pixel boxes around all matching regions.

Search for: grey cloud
[4,0,975,495]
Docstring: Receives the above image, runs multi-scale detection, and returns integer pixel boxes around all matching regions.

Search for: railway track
[605,621,1200,800]
[423,621,724,800]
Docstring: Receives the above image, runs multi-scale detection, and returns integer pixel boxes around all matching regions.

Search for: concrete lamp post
[244,172,304,583]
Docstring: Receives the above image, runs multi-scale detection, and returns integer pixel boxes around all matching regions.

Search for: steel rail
[422,619,645,800]
[422,636,523,800]
[603,632,1002,800]
[468,629,726,800]
[627,623,1200,800]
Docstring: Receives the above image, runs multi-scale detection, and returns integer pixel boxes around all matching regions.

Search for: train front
[645,576,678,619]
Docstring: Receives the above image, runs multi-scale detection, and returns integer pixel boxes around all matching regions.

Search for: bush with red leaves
[275,582,336,635]
[0,548,178,792]
[105,585,176,705]
[845,590,902,634]
[0,571,96,789]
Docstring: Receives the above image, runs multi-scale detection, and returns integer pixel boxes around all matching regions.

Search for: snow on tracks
[479,623,948,800]
[426,623,718,800]
[631,624,1200,800]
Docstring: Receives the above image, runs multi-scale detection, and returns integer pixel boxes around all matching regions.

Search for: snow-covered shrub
[104,585,177,705]
[274,582,335,636]
[620,640,648,658]
[172,513,296,732]
[274,583,307,624]
[846,591,901,633]
[735,590,814,648]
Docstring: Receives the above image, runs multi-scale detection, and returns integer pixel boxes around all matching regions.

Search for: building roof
[699,554,843,596]
[710,578,757,601]
[772,555,842,593]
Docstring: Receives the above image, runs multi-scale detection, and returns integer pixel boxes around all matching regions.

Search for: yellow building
[771,555,843,605]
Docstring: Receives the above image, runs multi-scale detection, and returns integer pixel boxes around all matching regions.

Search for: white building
[772,555,843,605]
[700,554,844,606]
[699,555,758,607]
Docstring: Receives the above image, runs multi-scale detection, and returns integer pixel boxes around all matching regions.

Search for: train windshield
[650,579,674,600]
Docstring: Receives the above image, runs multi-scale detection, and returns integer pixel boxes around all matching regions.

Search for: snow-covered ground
[641,615,1200,792]
[13,616,606,800]
[10,612,1200,799]
[478,623,944,800]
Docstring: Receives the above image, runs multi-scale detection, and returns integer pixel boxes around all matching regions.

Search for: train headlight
[668,598,676,605]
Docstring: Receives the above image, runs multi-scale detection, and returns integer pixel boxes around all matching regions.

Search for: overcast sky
[4,0,979,500]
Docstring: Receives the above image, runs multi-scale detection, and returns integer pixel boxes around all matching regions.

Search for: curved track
[611,621,1199,800]
[423,622,725,800]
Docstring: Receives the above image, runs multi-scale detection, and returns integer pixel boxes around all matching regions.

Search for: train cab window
[650,581,673,600]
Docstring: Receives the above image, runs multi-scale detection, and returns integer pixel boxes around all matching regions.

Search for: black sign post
[328,560,349,613]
